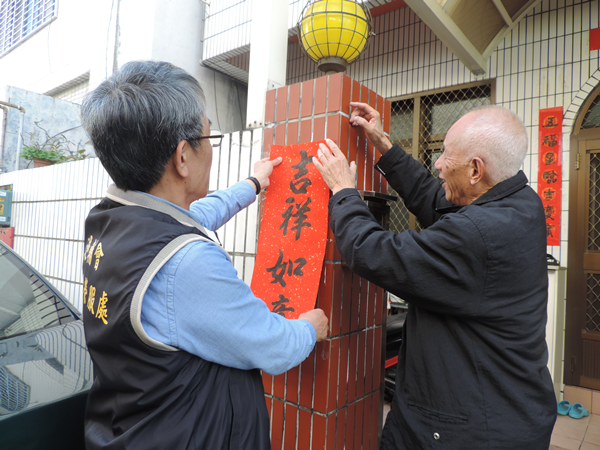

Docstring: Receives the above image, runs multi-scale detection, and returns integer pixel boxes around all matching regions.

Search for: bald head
[453,106,528,186]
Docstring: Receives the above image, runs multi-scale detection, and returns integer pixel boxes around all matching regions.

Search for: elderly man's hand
[248,156,283,192]
[313,139,357,195]
[298,308,328,342]
[349,102,393,155]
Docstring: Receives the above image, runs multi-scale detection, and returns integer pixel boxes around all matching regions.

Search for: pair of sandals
[558,400,590,419]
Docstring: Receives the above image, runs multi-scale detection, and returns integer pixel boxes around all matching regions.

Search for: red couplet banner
[251,141,330,320]
[537,106,563,246]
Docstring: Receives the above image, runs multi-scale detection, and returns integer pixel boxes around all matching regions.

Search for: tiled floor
[550,413,600,450]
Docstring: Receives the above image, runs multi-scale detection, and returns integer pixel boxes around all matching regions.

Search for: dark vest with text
[82,187,269,450]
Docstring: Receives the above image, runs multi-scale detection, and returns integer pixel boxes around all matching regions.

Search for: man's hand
[312,139,357,195]
[248,156,283,192]
[349,102,393,155]
[298,308,328,342]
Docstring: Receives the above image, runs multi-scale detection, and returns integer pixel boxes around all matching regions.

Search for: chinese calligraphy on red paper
[537,107,563,246]
[251,142,329,319]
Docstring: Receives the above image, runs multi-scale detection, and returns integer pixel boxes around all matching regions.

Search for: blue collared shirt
[139,181,317,375]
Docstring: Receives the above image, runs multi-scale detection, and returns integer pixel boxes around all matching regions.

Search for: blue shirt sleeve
[140,181,317,375]
[144,241,316,374]
[189,180,257,230]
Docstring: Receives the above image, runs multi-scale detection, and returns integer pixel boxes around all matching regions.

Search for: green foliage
[20,145,66,162]
[20,121,88,164]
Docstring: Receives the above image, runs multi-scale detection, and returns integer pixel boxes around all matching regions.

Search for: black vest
[82,185,269,450]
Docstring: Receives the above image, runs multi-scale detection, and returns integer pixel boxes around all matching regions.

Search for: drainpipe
[0,105,7,168]
[0,100,26,171]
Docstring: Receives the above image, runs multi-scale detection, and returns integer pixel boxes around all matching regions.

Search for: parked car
[0,240,92,450]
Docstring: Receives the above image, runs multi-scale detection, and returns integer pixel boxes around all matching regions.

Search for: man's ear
[469,157,485,185]
[172,140,189,178]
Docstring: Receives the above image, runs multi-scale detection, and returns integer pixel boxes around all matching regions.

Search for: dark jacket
[82,186,269,450]
[328,145,556,450]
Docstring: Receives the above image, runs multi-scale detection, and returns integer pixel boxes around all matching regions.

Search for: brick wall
[262,73,392,449]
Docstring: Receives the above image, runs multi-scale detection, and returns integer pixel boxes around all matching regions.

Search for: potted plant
[20,145,67,167]
[20,121,88,168]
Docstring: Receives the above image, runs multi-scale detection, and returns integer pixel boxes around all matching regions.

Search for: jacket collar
[105,184,220,246]
[436,171,529,214]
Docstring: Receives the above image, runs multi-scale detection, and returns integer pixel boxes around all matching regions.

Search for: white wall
[115,0,251,132]
[151,0,204,76]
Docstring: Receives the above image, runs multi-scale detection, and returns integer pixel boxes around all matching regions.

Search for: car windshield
[0,246,76,340]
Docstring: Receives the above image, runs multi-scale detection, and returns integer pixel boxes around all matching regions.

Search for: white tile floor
[550,413,600,450]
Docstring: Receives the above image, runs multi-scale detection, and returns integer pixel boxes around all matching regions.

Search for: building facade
[0,0,248,169]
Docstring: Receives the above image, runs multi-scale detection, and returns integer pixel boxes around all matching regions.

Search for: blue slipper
[568,403,590,419]
[557,400,571,415]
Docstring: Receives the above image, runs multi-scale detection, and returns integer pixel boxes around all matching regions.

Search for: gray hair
[81,60,207,192]
[456,105,528,186]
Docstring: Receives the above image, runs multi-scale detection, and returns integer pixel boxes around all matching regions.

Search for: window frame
[386,80,495,233]
[0,0,58,58]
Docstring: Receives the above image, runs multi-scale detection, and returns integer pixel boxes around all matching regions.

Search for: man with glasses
[80,60,328,450]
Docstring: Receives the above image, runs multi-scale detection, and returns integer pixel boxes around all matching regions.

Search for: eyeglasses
[199,131,224,148]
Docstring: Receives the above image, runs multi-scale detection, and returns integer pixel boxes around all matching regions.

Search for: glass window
[0,245,75,340]
[388,83,493,234]
[0,0,57,57]
[582,94,600,130]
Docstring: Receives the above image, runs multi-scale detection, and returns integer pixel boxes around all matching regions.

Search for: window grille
[0,0,56,57]
[0,367,29,413]
[589,152,600,251]
[583,97,600,334]
[582,94,600,129]
[387,83,493,234]
[45,73,90,105]
[587,150,600,333]
[587,274,600,332]
[51,81,89,104]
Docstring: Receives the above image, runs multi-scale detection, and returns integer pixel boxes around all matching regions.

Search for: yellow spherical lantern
[297,0,373,73]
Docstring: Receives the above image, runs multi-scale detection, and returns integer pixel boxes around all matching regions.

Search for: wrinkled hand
[349,102,393,155]
[250,156,283,191]
[312,139,357,195]
[298,308,328,342]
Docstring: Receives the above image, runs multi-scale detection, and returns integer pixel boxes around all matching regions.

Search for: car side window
[0,247,75,340]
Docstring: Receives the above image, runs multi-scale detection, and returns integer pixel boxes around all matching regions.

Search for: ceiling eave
[404,0,543,75]
[404,0,488,75]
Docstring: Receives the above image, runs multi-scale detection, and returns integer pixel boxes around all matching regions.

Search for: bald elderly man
[314,104,556,450]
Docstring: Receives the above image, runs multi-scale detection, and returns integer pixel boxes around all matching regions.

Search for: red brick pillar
[262,74,391,450]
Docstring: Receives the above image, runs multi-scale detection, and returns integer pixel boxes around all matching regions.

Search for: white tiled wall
[0,130,262,312]
[286,0,600,266]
